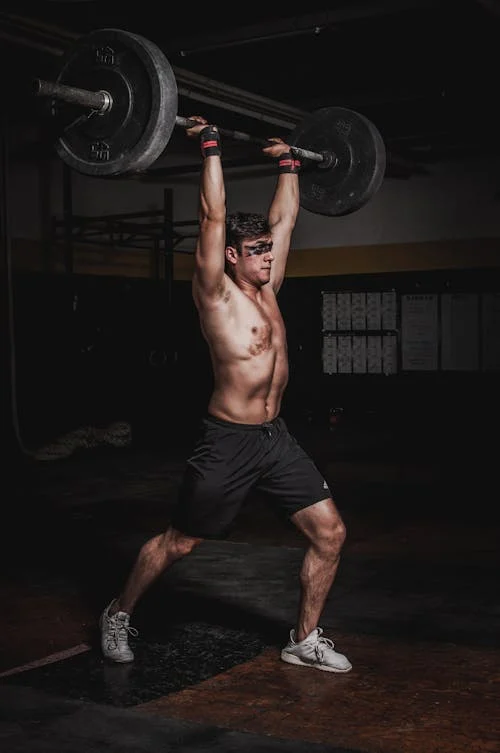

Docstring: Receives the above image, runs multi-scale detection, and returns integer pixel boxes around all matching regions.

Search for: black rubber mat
[1,621,267,707]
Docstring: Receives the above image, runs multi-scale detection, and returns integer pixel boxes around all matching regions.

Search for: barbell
[33,28,386,217]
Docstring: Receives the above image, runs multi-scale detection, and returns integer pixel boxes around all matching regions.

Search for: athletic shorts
[171,414,332,539]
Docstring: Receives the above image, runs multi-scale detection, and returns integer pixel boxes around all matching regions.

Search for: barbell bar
[32,27,386,216]
[33,78,332,167]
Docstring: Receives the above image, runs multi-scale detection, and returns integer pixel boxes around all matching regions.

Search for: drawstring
[262,422,273,438]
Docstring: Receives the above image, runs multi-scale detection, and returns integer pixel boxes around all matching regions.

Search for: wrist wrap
[200,125,221,158]
[278,151,301,173]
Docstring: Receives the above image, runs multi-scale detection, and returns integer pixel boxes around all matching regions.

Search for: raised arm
[262,139,301,293]
[185,117,227,302]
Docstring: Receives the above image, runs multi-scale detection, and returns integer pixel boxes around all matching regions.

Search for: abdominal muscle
[200,293,289,425]
[208,351,289,424]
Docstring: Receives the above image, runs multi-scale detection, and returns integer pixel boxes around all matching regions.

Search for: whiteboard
[401,294,438,371]
[441,293,479,371]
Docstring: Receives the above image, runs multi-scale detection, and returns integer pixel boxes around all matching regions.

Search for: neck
[237,278,263,301]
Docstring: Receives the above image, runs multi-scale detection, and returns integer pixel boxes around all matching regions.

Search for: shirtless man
[99,117,352,674]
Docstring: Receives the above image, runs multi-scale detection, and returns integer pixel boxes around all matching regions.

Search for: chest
[239,295,285,355]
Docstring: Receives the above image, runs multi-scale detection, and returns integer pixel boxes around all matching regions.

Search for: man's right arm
[186,118,227,301]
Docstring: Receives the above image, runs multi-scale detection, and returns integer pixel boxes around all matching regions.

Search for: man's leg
[290,497,346,640]
[116,526,203,615]
[101,526,203,662]
[281,497,352,672]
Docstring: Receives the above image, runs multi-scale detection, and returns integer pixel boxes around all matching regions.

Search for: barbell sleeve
[33,78,112,112]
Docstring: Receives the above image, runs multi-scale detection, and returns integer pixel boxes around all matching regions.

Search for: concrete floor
[1,419,499,753]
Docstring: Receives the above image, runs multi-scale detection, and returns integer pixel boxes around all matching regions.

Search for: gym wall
[3,124,500,454]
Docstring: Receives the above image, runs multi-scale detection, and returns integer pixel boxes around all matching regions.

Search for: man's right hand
[262,137,292,159]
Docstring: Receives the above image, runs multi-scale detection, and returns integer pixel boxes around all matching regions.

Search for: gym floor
[1,416,499,753]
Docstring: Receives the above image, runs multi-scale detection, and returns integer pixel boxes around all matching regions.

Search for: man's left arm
[263,140,300,293]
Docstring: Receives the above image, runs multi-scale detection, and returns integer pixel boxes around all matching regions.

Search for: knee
[162,528,202,560]
[317,516,347,556]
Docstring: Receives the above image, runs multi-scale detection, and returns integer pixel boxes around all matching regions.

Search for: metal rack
[52,166,197,282]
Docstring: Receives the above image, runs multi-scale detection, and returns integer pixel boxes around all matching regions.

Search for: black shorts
[171,414,332,539]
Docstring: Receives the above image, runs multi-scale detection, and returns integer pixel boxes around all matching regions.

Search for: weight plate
[289,106,386,216]
[52,28,178,177]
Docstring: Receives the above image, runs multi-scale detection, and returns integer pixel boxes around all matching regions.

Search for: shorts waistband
[205,414,281,431]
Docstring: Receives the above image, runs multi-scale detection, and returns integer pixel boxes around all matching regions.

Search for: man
[100,116,352,674]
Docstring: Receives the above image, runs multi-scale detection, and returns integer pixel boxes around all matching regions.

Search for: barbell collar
[33,78,112,113]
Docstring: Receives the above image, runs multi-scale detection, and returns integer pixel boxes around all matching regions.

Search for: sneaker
[99,599,138,663]
[281,627,352,673]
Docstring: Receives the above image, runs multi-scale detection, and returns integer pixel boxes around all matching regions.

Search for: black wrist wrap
[278,151,301,173]
[200,125,221,157]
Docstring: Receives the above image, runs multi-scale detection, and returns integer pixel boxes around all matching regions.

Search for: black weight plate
[52,28,178,176]
[289,107,386,216]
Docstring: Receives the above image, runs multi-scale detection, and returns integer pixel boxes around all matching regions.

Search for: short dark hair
[225,211,271,252]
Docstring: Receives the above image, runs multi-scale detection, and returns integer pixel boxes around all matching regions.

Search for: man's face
[227,235,274,286]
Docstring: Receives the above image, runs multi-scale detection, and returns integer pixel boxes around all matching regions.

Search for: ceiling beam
[169,1,449,56]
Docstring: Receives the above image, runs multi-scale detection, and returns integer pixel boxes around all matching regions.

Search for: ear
[225,246,238,266]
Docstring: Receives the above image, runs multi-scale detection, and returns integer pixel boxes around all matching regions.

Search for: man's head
[225,211,274,287]
[225,212,270,249]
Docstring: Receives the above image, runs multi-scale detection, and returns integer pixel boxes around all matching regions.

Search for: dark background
[9,267,499,462]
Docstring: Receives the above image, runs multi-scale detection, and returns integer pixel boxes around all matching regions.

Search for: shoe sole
[103,654,134,664]
[280,652,352,673]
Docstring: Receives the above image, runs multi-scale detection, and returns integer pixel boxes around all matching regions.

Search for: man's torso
[193,274,289,423]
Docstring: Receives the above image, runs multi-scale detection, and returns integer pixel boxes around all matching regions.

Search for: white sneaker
[281,627,352,673]
[99,599,138,663]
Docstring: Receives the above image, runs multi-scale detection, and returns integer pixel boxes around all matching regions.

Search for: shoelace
[106,616,138,650]
[314,635,336,661]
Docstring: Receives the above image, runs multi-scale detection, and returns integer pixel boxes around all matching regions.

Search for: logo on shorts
[323,480,329,490]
